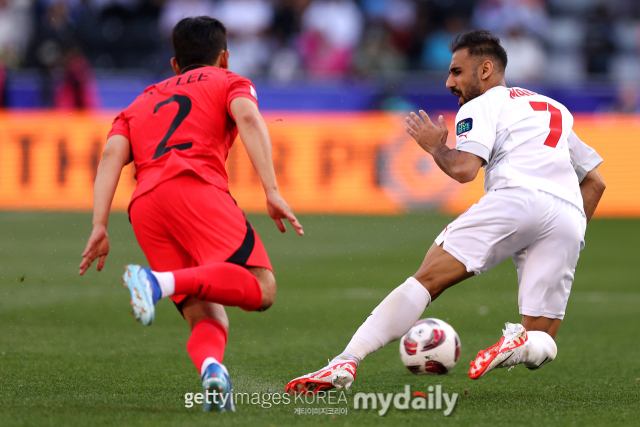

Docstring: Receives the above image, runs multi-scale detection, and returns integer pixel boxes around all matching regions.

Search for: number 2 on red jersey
[529,101,562,148]
[153,94,193,159]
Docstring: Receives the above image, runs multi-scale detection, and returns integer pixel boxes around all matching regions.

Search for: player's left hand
[405,110,449,154]
[266,191,304,236]
[79,225,110,275]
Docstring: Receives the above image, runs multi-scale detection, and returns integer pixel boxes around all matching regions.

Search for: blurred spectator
[271,0,306,43]
[268,44,303,81]
[609,0,640,19]
[501,26,547,82]
[403,2,431,70]
[421,17,468,72]
[299,0,364,78]
[92,0,141,10]
[584,3,616,76]
[354,24,406,77]
[78,1,162,71]
[0,0,33,67]
[360,0,416,54]
[217,0,274,78]
[472,0,548,39]
[1,0,638,88]
[267,0,306,81]
[159,0,216,39]
[54,43,99,110]
[27,0,77,106]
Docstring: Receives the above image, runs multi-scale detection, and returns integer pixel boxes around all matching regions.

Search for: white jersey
[454,86,603,212]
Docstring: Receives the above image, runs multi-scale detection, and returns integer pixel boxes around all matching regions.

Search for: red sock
[173,263,263,311]
[187,319,228,372]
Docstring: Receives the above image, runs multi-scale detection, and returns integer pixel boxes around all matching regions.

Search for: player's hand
[266,191,304,236]
[405,110,449,154]
[79,225,110,275]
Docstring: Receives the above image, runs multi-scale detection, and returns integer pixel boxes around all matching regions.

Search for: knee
[182,299,229,331]
[412,256,474,301]
[190,314,229,332]
[259,274,276,311]
[246,267,276,311]
[257,270,276,311]
[412,270,446,300]
[213,312,230,331]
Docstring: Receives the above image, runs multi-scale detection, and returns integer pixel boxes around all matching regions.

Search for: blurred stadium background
[2,3,640,426]
[0,0,638,215]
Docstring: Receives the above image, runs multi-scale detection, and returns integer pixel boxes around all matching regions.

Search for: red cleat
[285,360,357,395]
[469,323,528,380]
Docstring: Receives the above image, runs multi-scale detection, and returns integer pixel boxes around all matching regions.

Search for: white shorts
[435,187,586,320]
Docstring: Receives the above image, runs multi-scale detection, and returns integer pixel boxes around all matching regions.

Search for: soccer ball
[399,318,461,375]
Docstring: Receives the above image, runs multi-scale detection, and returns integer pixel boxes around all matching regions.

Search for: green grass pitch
[0,211,638,426]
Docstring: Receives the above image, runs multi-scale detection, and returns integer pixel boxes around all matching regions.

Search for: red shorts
[129,173,272,306]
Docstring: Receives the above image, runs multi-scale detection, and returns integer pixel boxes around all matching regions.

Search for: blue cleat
[122,265,161,326]
[202,362,235,412]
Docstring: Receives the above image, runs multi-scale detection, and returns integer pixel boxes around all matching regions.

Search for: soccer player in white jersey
[285,30,606,394]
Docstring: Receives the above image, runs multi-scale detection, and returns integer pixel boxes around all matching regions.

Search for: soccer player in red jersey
[78,17,303,412]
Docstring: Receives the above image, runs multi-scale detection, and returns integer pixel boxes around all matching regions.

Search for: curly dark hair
[450,30,508,71]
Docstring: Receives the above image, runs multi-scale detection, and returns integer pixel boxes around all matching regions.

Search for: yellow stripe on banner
[0,112,136,210]
[573,115,640,217]
[0,112,637,217]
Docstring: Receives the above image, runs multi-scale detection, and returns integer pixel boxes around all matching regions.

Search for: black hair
[172,16,227,71]
[450,30,508,71]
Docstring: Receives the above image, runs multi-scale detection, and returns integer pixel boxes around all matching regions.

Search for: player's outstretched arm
[405,110,483,183]
[580,168,606,223]
[230,97,303,236]
[79,135,132,275]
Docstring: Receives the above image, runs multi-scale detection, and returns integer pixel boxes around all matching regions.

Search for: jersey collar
[181,64,207,74]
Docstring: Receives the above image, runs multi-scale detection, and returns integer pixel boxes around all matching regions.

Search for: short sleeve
[568,130,603,183]
[454,99,497,165]
[226,73,259,118]
[107,112,130,140]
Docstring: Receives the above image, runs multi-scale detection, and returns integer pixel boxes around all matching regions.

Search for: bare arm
[580,168,606,223]
[429,144,485,183]
[229,97,303,236]
[79,135,132,275]
[405,111,483,183]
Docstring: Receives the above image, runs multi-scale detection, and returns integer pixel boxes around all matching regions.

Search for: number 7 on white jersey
[530,101,562,148]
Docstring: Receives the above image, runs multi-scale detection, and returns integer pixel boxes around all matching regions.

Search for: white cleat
[469,322,529,380]
[285,360,357,395]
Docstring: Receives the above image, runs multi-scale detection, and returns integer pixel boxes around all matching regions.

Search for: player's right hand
[79,225,110,275]
[266,191,304,236]
[405,110,448,155]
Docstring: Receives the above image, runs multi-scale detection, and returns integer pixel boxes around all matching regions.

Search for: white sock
[332,277,431,366]
[151,271,175,299]
[200,357,219,379]
[522,331,557,369]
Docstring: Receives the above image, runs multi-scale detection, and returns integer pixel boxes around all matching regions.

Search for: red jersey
[108,66,258,209]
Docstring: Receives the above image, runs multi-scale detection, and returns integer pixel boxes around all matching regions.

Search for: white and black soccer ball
[399,318,461,375]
